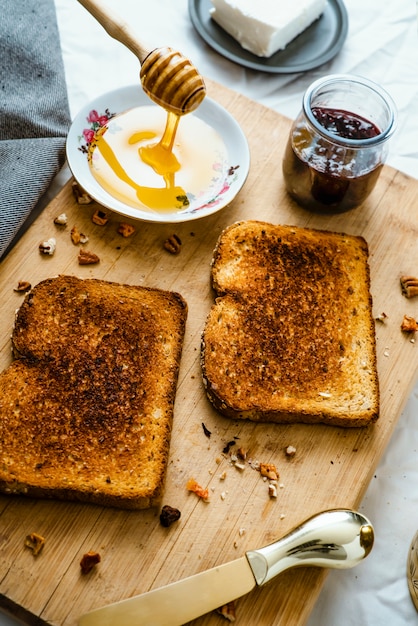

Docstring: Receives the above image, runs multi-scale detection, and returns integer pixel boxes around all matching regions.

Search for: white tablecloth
[1,1,417,624]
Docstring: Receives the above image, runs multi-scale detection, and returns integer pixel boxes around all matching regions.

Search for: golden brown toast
[0,275,187,509]
[201,221,379,427]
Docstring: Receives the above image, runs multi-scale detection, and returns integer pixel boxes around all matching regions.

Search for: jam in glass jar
[282,75,397,213]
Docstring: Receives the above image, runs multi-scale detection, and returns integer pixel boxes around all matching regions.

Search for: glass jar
[282,74,397,214]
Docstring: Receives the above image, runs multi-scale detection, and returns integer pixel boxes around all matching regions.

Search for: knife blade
[78,509,374,626]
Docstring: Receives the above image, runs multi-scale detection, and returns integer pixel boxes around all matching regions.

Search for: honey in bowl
[88,105,229,214]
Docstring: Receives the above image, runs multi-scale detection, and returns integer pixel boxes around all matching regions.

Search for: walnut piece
[260,463,279,481]
[72,180,93,204]
[78,249,100,265]
[71,225,81,245]
[39,237,56,255]
[71,226,89,245]
[80,551,101,574]
[401,315,418,332]
[216,601,236,622]
[159,505,181,527]
[14,280,31,293]
[53,213,68,226]
[400,276,418,298]
[92,209,109,226]
[163,234,182,254]
[24,532,45,556]
[117,222,136,238]
[268,481,278,498]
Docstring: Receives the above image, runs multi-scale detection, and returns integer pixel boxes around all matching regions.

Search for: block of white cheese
[210,0,328,58]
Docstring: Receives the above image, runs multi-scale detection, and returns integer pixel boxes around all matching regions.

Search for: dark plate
[188,0,348,74]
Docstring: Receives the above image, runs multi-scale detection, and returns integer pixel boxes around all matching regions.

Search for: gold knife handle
[246,509,374,586]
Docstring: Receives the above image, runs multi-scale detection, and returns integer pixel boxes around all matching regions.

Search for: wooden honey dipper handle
[77,0,206,115]
[77,0,150,62]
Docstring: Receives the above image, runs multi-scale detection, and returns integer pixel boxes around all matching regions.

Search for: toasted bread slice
[201,221,379,427]
[0,276,187,509]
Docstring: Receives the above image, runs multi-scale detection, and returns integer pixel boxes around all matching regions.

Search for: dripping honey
[88,106,227,213]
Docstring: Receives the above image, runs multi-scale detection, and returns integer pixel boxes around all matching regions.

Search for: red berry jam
[312,108,380,140]
[283,107,383,214]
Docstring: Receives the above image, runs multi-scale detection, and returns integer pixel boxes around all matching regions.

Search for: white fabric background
[1,1,417,624]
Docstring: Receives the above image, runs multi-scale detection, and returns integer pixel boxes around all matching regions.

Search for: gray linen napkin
[0,0,70,259]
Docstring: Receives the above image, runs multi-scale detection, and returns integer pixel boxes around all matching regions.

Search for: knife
[78,508,374,626]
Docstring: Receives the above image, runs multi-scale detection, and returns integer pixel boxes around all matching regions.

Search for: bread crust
[0,276,187,509]
[201,221,379,427]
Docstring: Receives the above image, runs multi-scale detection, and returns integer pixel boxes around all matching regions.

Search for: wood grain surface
[0,79,417,626]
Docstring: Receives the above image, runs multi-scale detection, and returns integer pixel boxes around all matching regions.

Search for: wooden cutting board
[0,78,417,626]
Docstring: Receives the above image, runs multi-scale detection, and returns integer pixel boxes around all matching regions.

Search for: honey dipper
[77,0,206,115]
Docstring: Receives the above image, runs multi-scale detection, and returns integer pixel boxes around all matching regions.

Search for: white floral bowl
[66,85,250,223]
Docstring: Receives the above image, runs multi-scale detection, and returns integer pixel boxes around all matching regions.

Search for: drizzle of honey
[89,106,228,214]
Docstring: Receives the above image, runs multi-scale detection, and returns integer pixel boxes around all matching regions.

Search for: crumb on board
[117,222,136,237]
[24,532,45,556]
[216,601,236,622]
[159,505,181,527]
[285,445,296,457]
[72,180,93,205]
[92,209,109,226]
[401,315,418,333]
[80,551,101,574]
[39,237,56,256]
[186,478,210,502]
[14,280,31,293]
[260,463,279,481]
[53,213,68,226]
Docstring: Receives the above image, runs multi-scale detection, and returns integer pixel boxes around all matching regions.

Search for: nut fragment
[53,213,68,226]
[92,209,109,226]
[78,249,100,265]
[375,312,388,323]
[401,315,418,332]
[39,237,56,255]
[24,532,45,556]
[268,482,278,498]
[285,445,296,457]
[71,225,81,245]
[72,180,92,204]
[159,505,181,527]
[260,463,278,481]
[163,234,182,255]
[14,280,31,293]
[237,447,247,461]
[186,478,209,502]
[80,551,101,574]
[117,222,136,238]
[216,601,236,622]
[400,276,418,298]
[71,226,89,245]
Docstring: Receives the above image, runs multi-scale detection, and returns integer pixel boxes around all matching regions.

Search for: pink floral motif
[87,110,100,123]
[82,129,95,143]
[218,182,230,195]
[78,107,116,154]
[190,164,241,213]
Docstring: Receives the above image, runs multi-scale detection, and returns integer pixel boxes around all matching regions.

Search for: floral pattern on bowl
[77,108,116,156]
